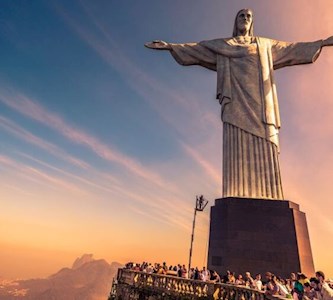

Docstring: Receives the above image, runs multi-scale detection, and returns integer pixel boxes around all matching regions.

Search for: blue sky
[1,0,333,278]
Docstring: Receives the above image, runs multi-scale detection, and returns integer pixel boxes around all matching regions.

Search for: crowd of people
[124,262,333,300]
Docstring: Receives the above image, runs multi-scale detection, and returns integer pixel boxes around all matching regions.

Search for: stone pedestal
[207,197,314,278]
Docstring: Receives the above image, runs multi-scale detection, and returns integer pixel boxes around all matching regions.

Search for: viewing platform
[109,269,288,300]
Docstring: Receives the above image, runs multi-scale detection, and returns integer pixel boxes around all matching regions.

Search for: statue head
[232,9,254,37]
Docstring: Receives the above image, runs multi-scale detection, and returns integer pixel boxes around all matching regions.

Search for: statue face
[236,9,253,35]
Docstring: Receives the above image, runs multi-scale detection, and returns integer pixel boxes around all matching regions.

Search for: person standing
[316,271,333,300]
[254,274,263,291]
[201,267,210,282]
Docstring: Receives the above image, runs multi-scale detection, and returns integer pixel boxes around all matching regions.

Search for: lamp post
[188,195,208,275]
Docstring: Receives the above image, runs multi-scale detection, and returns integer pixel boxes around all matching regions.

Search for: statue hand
[144,40,171,50]
[323,36,333,47]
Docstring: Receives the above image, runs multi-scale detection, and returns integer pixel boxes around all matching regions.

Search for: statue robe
[169,37,322,199]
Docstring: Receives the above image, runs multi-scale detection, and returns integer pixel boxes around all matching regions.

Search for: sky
[0,0,332,279]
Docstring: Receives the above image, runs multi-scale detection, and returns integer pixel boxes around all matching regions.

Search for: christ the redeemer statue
[145,9,333,200]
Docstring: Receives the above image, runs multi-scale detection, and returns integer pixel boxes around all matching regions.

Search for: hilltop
[0,254,122,300]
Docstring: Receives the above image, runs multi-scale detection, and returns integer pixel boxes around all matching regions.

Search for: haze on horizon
[0,0,333,280]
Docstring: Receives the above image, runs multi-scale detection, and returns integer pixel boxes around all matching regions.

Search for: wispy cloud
[0,150,193,230]
[0,89,176,191]
[0,115,89,169]
[0,154,85,195]
[0,182,36,197]
[181,142,221,185]
[15,151,118,194]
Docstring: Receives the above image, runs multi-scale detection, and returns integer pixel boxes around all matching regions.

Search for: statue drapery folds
[169,37,322,148]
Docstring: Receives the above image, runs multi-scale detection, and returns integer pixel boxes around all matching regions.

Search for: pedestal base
[207,197,314,278]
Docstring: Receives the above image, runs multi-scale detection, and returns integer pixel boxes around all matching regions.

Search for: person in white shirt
[254,274,263,291]
[316,271,333,300]
[201,267,210,282]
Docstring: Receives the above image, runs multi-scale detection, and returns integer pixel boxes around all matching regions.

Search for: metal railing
[113,269,288,300]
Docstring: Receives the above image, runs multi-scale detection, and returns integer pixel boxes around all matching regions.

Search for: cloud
[181,142,221,185]
[0,149,193,230]
[0,115,90,169]
[1,182,36,197]
[0,89,177,191]
[0,154,85,195]
[15,151,121,194]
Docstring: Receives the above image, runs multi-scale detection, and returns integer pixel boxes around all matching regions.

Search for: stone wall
[109,269,287,300]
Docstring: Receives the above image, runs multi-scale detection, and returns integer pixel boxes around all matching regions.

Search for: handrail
[115,269,288,300]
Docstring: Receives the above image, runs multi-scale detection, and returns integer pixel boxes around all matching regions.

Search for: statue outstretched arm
[145,40,171,50]
[271,39,323,70]
[145,39,217,71]
[323,36,333,47]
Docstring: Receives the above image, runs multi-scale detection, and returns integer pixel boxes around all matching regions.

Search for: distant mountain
[0,254,122,300]
[72,253,95,270]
